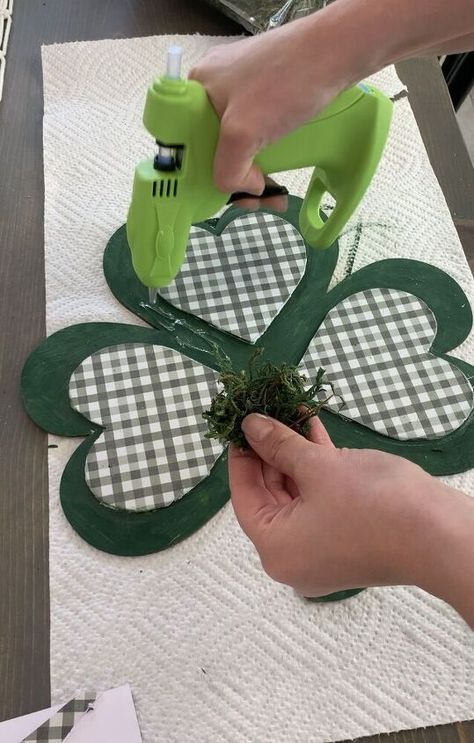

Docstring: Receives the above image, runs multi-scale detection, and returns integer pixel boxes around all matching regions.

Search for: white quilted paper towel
[42,35,474,742]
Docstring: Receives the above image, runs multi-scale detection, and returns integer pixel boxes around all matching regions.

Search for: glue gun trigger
[227,183,289,205]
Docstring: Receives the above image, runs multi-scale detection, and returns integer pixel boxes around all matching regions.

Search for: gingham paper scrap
[22,697,94,742]
[0,685,142,743]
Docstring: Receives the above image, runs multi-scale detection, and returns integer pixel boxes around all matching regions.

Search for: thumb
[242,414,317,480]
[214,113,266,195]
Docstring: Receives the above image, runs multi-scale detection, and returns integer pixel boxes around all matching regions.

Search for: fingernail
[242,413,273,442]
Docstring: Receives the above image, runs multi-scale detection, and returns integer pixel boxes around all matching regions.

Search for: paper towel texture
[42,35,474,742]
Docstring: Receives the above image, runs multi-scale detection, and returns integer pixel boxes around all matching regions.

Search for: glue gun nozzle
[148,287,158,305]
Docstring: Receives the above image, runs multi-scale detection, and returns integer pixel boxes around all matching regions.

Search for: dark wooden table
[0,1,473,740]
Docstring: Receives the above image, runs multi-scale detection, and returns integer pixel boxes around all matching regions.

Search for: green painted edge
[312,259,474,475]
[320,258,473,354]
[21,323,165,436]
[60,431,362,602]
[307,588,365,603]
[265,256,474,367]
[60,431,229,556]
[103,196,340,367]
[320,406,474,476]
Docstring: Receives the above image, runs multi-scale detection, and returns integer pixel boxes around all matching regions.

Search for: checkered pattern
[69,344,221,511]
[23,697,94,741]
[302,288,474,439]
[160,212,307,342]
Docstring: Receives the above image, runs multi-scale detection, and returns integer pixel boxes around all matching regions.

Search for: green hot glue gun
[127,46,393,302]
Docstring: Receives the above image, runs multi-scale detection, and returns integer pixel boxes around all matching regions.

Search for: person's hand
[189,12,359,199]
[189,0,474,205]
[229,414,474,618]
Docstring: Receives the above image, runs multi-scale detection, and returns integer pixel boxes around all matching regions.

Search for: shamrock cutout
[69,343,220,511]
[159,212,307,343]
[22,197,474,562]
[302,287,473,439]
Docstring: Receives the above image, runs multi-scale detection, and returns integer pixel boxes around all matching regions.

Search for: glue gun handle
[255,84,392,248]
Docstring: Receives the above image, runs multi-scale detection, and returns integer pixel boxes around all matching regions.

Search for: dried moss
[203,350,332,449]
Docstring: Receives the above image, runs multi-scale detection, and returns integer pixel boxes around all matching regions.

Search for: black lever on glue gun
[227,184,289,204]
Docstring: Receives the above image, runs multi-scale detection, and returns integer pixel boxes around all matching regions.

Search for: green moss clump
[203,351,330,449]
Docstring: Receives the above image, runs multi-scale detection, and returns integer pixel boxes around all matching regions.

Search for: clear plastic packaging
[203,0,332,34]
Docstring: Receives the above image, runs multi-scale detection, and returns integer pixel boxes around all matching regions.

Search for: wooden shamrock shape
[22,197,474,565]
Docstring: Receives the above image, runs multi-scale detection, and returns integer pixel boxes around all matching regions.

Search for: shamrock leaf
[69,343,221,511]
[159,211,308,343]
[302,287,473,439]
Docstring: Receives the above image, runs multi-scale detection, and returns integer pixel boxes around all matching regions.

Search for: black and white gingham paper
[23,697,94,741]
[69,344,221,511]
[160,212,307,342]
[302,287,473,439]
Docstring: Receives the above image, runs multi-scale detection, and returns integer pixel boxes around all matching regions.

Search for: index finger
[214,114,265,194]
[308,416,335,448]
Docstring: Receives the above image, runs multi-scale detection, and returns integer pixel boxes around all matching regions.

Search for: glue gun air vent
[152,179,178,198]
